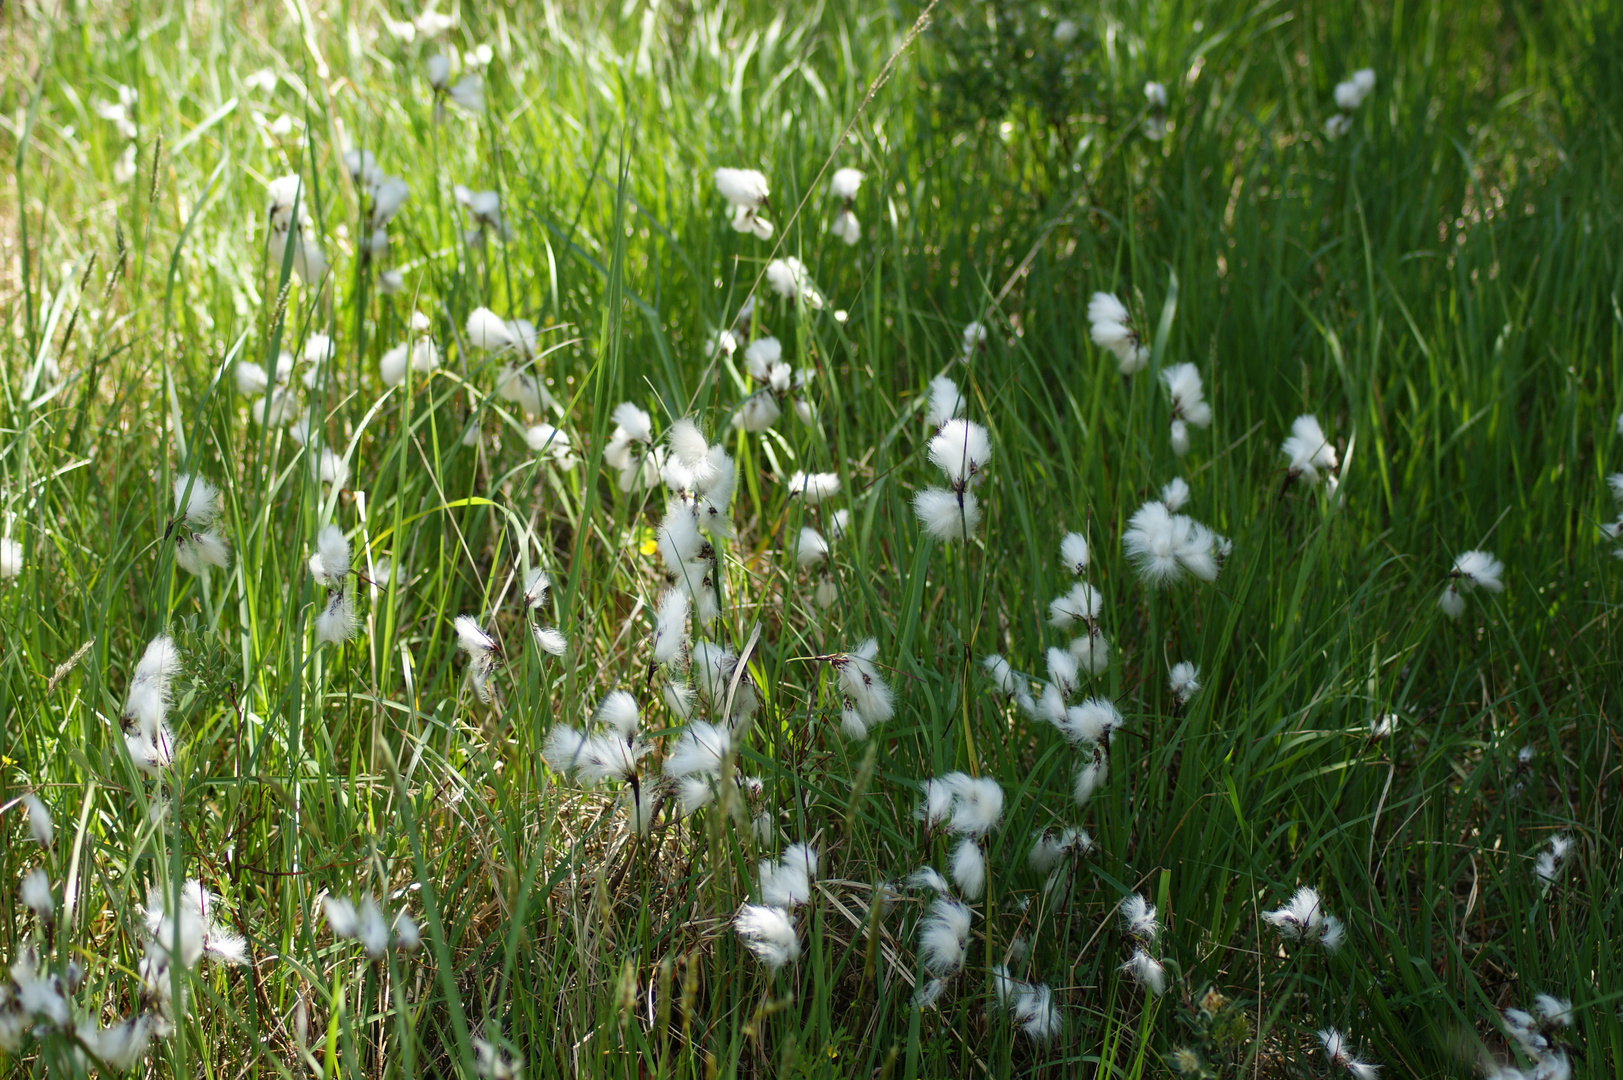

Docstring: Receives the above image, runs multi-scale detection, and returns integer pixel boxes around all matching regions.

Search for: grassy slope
[1,0,1619,1076]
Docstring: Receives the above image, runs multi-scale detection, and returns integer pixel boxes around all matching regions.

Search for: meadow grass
[1,0,1620,1076]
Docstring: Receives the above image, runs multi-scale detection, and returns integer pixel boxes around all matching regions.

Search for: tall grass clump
[2,0,1620,1076]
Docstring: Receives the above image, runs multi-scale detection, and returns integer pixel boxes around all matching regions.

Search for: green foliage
[0,0,1620,1078]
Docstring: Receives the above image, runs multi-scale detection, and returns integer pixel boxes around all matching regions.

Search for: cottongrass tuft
[1088,292,1149,374]
[1261,886,1345,951]
[1119,948,1167,995]
[1439,549,1504,619]
[1168,661,1201,705]
[1317,1027,1381,1080]
[734,904,799,970]
[1281,414,1339,486]
[1119,894,1159,941]
[1161,363,1212,456]
[918,896,974,975]
[1534,834,1570,885]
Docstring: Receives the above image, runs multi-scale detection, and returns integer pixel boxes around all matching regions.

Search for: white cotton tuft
[1072,752,1108,806]
[525,424,577,468]
[714,167,769,207]
[1048,582,1103,628]
[308,525,351,586]
[734,904,800,969]
[836,638,893,728]
[1068,629,1110,675]
[1452,549,1504,592]
[828,167,864,200]
[950,838,986,899]
[656,502,704,571]
[1161,477,1191,512]
[914,487,981,541]
[927,419,992,486]
[918,896,973,975]
[19,868,53,921]
[795,527,829,569]
[925,376,965,428]
[1161,364,1212,439]
[532,626,567,657]
[595,690,641,740]
[1045,647,1079,699]
[1168,661,1200,705]
[1059,532,1089,575]
[1120,948,1166,995]
[785,470,840,504]
[663,719,731,782]
[1061,697,1123,746]
[1123,500,1181,584]
[1261,885,1334,943]
[758,843,818,909]
[651,588,690,665]
[22,794,52,849]
[1437,584,1466,619]
[907,866,950,894]
[1088,292,1149,373]
[172,474,220,526]
[314,591,358,646]
[982,654,1018,698]
[1282,414,1338,484]
[1119,893,1159,940]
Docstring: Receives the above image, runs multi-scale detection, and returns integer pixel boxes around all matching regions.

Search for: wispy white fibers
[981,654,1019,699]
[924,376,965,428]
[832,638,894,739]
[1160,477,1191,512]
[524,423,578,469]
[1281,414,1339,485]
[735,904,799,969]
[764,257,823,309]
[827,167,863,244]
[122,635,181,775]
[959,321,989,360]
[715,167,773,240]
[265,174,327,286]
[453,185,508,246]
[454,616,499,702]
[1119,948,1166,995]
[1161,363,1212,456]
[691,641,760,721]
[1122,500,1225,586]
[1438,549,1504,619]
[758,843,818,908]
[917,773,1004,836]
[1534,834,1570,886]
[1088,292,1149,374]
[171,474,231,577]
[650,587,690,666]
[21,794,52,848]
[0,536,22,579]
[991,965,1063,1041]
[1168,662,1201,705]
[1261,886,1345,951]
[1059,532,1089,575]
[1317,1027,1381,1080]
[950,837,987,899]
[1048,583,1103,629]
[604,402,658,490]
[323,893,419,957]
[785,470,840,504]
[795,527,829,570]
[914,488,981,541]
[1072,746,1108,807]
[308,526,358,647]
[143,879,249,969]
[519,569,567,657]
[915,417,993,541]
[1059,697,1124,747]
[927,419,992,487]
[1119,894,1159,940]
[663,719,745,814]
[919,896,974,975]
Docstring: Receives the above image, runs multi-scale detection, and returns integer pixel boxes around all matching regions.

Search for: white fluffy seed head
[595,690,640,740]
[309,524,351,586]
[1059,532,1089,574]
[1168,661,1200,704]
[950,837,986,898]
[914,487,981,541]
[734,904,799,969]
[927,419,992,486]
[924,376,965,428]
[785,470,840,504]
[919,897,973,975]
[1120,948,1166,995]
[1282,414,1338,483]
[1452,549,1504,592]
[982,654,1017,697]
[795,527,829,569]
[172,474,220,526]
[714,167,769,207]
[651,588,690,665]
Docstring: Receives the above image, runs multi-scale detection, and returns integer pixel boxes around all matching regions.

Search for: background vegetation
[1,0,1619,1076]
